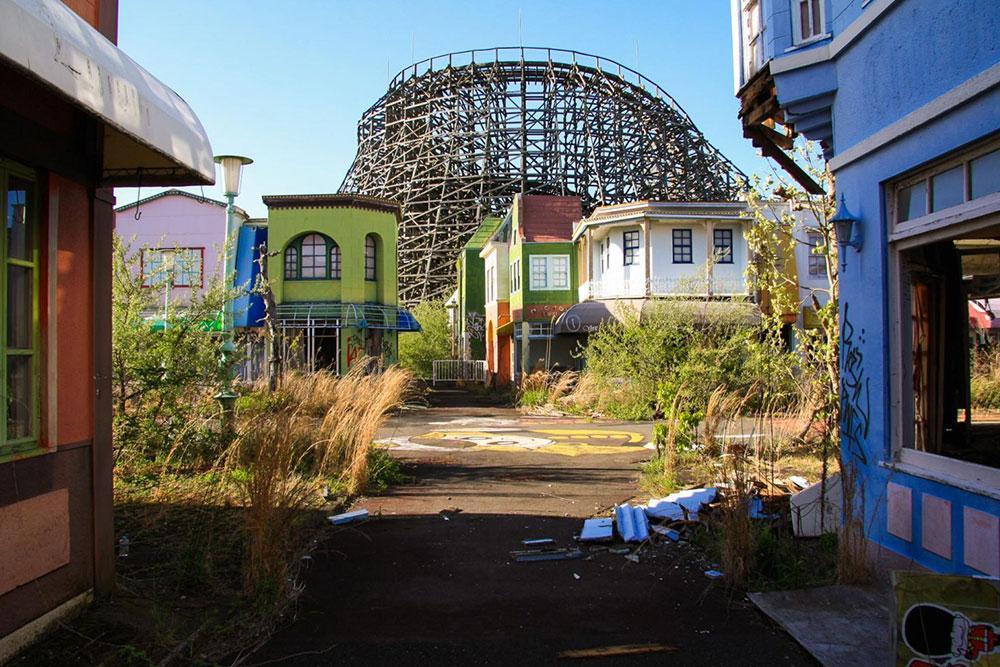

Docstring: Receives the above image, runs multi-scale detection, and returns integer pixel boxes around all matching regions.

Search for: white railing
[581,276,749,300]
[432,359,488,385]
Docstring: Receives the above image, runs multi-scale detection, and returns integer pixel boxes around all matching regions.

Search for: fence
[432,359,488,385]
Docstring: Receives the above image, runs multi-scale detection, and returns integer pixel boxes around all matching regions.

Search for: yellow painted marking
[531,428,645,444]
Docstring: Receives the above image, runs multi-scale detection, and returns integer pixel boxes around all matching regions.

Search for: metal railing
[432,360,488,385]
[581,276,749,300]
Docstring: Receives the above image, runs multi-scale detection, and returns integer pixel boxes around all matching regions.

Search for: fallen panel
[748,584,893,667]
[328,509,369,525]
[579,518,613,542]
[645,487,717,521]
[615,505,649,543]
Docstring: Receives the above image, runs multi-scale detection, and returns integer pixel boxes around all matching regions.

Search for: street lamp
[830,194,862,270]
[213,154,253,425]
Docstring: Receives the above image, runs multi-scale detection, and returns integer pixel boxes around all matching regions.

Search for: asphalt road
[247,405,812,665]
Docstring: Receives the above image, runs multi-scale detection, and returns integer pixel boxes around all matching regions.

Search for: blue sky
[116,0,769,218]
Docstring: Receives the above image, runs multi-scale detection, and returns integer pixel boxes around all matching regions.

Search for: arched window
[330,241,341,279]
[300,233,327,278]
[284,233,341,280]
[284,245,298,279]
[365,234,377,281]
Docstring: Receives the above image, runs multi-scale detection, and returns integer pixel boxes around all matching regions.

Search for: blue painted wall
[753,0,1000,575]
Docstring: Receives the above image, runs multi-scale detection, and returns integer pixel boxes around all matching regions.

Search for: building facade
[114,189,248,310]
[733,0,1000,576]
[235,194,418,375]
[0,0,213,655]
[454,217,500,361]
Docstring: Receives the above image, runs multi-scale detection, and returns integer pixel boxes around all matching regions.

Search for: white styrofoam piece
[328,509,369,525]
[644,487,717,521]
[790,473,842,537]
[789,476,809,489]
[580,517,613,541]
[615,504,650,542]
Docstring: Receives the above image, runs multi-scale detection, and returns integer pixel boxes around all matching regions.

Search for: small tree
[112,235,231,467]
[397,299,452,378]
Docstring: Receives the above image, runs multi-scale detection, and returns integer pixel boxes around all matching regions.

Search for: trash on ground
[511,547,584,562]
[328,509,368,525]
[788,476,809,489]
[790,472,843,537]
[522,537,555,546]
[573,573,581,580]
[644,487,717,521]
[704,569,724,579]
[625,552,640,563]
[609,546,630,555]
[558,643,678,659]
[650,524,681,541]
[749,496,779,520]
[615,504,649,542]
[579,517,613,542]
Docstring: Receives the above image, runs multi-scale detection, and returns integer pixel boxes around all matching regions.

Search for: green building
[455,216,501,360]
[261,194,419,373]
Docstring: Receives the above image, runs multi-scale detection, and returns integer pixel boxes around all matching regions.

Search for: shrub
[398,299,452,378]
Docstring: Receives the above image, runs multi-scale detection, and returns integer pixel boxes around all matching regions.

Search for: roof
[464,216,503,250]
[517,194,580,242]
[115,189,248,219]
[573,200,751,240]
[262,194,403,221]
[0,0,213,186]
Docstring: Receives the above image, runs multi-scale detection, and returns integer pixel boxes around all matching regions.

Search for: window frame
[792,0,826,45]
[529,254,571,291]
[141,247,205,288]
[623,230,640,266]
[1,161,40,458]
[672,228,693,264]
[283,233,341,281]
[887,138,1000,493]
[806,231,826,277]
[365,234,377,281]
[713,228,734,264]
[510,258,521,293]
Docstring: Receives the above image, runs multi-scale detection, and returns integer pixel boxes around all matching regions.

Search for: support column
[643,219,651,297]
[705,220,715,297]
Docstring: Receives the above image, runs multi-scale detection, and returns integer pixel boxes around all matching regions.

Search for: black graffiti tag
[840,303,870,465]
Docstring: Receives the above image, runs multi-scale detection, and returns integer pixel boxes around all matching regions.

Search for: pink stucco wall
[114,192,242,305]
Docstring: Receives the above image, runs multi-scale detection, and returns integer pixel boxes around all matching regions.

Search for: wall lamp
[831,194,862,269]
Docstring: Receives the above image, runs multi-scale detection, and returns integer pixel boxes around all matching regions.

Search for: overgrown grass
[971,345,1000,410]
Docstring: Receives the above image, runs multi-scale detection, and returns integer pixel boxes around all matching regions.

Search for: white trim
[770,0,899,75]
[784,33,831,53]
[889,193,1000,245]
[884,455,1000,501]
[829,62,1000,171]
[790,0,827,48]
[0,589,93,663]
[528,254,570,291]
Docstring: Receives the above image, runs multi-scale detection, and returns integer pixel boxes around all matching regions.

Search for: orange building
[0,0,213,656]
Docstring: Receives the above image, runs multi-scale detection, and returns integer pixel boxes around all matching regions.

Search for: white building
[573,201,752,301]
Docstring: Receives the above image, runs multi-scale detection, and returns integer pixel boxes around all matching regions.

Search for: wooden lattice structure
[340,47,746,304]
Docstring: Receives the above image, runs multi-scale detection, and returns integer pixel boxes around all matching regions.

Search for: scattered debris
[573,573,581,580]
[749,496,779,520]
[704,569,724,579]
[579,517,613,542]
[522,537,555,546]
[645,487,717,521]
[511,547,584,562]
[650,524,681,541]
[615,504,649,542]
[328,509,368,525]
[625,553,640,564]
[608,546,630,555]
[788,476,809,489]
[558,643,678,659]
[790,473,843,537]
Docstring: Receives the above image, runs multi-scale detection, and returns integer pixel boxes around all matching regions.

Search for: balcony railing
[581,276,749,300]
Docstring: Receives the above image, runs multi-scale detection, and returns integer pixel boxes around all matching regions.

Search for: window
[284,233,340,280]
[510,259,521,292]
[894,144,1000,224]
[807,232,826,277]
[528,322,552,337]
[599,238,611,271]
[889,137,1000,480]
[142,248,203,287]
[3,165,38,454]
[623,230,640,266]
[529,255,570,290]
[741,0,764,81]
[793,0,825,44]
[365,234,377,281]
[713,228,734,264]
[486,266,495,302]
[672,228,693,264]
[329,242,341,279]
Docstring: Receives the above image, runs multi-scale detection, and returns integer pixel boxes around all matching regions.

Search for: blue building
[732,0,999,577]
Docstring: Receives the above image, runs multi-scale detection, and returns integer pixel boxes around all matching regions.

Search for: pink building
[114,190,249,305]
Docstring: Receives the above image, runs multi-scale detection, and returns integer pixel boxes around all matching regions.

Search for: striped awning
[275,303,421,332]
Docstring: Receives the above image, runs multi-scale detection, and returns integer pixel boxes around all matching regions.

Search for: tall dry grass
[719,438,755,587]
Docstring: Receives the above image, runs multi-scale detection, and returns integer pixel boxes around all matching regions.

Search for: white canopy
[0,0,214,186]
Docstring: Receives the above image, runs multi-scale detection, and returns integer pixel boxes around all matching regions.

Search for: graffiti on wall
[345,329,364,368]
[381,334,396,365]
[466,311,485,341]
[841,303,870,465]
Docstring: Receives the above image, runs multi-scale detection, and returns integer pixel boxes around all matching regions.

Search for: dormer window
[793,0,825,45]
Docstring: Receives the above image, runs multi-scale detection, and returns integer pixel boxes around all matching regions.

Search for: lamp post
[830,194,862,270]
[213,154,253,425]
